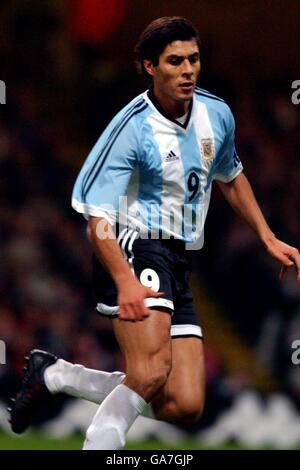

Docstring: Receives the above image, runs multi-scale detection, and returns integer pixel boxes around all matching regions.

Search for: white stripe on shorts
[144,298,174,311]
[96,303,118,316]
[96,305,203,338]
[171,324,203,338]
[96,298,174,316]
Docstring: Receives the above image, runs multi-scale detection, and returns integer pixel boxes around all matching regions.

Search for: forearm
[87,216,134,287]
[217,172,275,246]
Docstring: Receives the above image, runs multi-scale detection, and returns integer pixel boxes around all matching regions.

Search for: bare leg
[152,337,205,424]
[83,311,172,449]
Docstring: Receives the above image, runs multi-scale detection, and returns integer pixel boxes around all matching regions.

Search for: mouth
[178,82,194,91]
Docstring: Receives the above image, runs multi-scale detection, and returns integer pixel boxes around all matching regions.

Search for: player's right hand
[117,279,164,322]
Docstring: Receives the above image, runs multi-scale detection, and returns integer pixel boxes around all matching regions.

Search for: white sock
[44,359,156,420]
[83,384,146,450]
[44,359,124,402]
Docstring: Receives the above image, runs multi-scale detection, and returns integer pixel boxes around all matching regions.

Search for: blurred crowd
[201,82,300,399]
[0,0,300,434]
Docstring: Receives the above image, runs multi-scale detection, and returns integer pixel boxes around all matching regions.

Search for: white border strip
[96,298,174,316]
[171,324,203,338]
[71,198,117,224]
[96,303,118,316]
[213,166,243,183]
[144,298,174,310]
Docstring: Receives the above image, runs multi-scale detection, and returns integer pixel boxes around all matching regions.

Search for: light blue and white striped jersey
[72,87,243,246]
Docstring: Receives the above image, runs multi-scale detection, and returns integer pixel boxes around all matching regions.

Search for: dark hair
[135,16,201,76]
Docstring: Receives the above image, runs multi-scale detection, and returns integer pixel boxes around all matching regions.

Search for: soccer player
[9,17,300,450]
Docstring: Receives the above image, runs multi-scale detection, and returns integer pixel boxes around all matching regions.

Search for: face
[144,39,201,115]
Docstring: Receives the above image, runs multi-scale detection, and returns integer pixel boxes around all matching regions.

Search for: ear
[143,59,155,77]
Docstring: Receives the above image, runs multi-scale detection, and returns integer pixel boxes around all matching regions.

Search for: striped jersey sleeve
[72,97,148,224]
[213,105,243,182]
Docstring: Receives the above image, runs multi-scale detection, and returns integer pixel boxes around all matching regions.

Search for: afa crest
[200,138,214,160]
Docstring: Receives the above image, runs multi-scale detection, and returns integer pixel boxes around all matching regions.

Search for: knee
[156,397,204,425]
[126,361,171,402]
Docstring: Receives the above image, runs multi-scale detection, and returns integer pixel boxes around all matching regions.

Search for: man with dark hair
[9,16,300,450]
[135,16,201,74]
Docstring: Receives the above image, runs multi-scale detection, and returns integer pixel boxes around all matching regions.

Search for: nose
[181,59,193,76]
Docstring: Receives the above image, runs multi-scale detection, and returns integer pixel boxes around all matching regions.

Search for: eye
[189,55,199,64]
[168,57,182,66]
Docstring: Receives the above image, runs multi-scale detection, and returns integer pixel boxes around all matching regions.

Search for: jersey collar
[146,87,193,131]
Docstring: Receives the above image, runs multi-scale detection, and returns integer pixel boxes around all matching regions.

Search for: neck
[152,86,190,119]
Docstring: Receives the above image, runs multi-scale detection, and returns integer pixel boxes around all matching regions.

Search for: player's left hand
[264,237,300,282]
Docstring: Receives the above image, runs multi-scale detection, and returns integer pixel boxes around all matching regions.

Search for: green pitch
[0,432,244,450]
[1,432,296,450]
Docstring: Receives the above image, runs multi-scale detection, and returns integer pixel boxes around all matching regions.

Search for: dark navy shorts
[93,229,203,339]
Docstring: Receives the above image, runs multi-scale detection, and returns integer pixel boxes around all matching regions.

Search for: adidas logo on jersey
[164,150,179,162]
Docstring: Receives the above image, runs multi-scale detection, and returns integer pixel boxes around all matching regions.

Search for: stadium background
[0,0,300,449]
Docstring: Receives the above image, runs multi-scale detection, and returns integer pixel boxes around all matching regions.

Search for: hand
[264,237,300,282]
[117,278,164,321]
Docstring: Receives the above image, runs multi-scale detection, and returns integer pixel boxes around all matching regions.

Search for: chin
[177,92,193,101]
